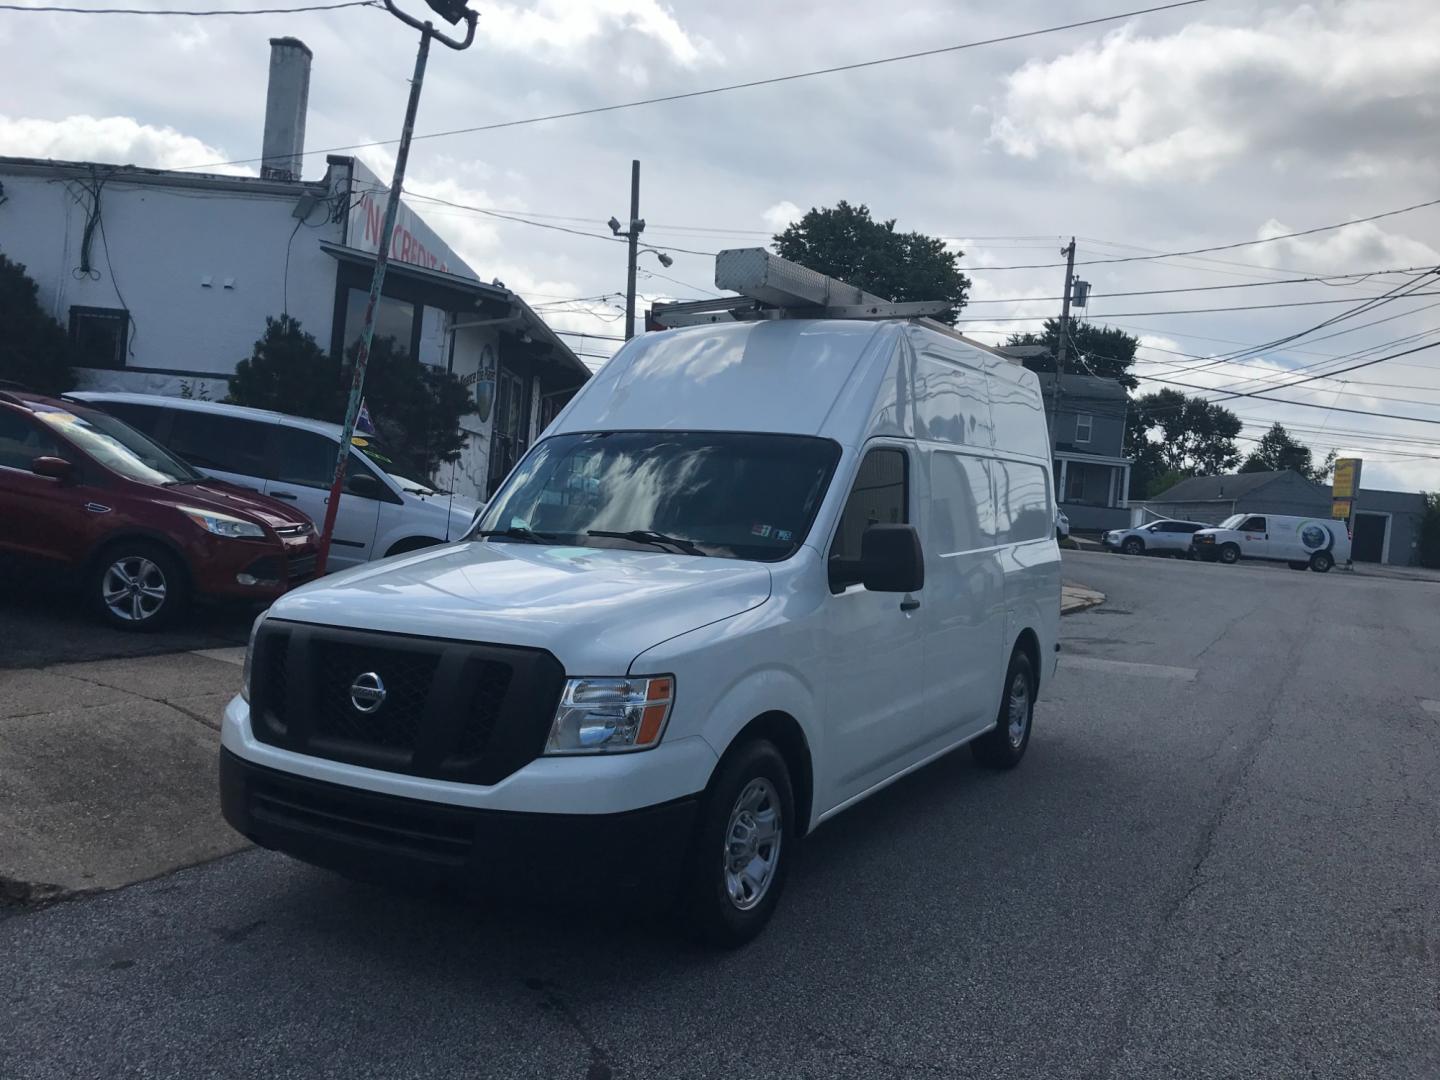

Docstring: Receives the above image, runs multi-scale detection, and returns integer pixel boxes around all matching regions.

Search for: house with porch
[1036,372,1133,532]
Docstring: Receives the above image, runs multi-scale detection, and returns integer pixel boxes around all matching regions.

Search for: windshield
[1219,514,1245,529]
[474,431,842,561]
[350,435,438,494]
[34,405,201,486]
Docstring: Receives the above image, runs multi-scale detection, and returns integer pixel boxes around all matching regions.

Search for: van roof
[66,392,348,441]
[552,319,1037,447]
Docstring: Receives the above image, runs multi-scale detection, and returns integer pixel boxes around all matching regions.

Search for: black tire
[971,648,1036,770]
[90,541,188,631]
[679,739,795,948]
[1218,543,1241,565]
[386,536,441,558]
[1288,561,1308,571]
[1310,551,1334,573]
[1122,537,1145,556]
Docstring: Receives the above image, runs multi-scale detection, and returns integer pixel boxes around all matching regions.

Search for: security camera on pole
[314,0,477,575]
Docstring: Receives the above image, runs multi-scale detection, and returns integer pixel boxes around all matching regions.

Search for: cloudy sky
[4,0,1439,491]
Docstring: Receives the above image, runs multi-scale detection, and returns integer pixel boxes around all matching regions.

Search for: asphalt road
[3,551,1439,1079]
[0,576,253,669]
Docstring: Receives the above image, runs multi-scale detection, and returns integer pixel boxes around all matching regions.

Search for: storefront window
[342,290,416,357]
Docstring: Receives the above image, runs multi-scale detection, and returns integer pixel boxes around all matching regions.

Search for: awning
[320,242,590,385]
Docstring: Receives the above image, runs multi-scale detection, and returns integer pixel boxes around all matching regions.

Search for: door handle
[900,597,920,612]
[271,491,298,500]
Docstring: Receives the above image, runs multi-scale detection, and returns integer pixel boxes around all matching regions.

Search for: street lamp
[313,0,477,575]
[640,248,674,268]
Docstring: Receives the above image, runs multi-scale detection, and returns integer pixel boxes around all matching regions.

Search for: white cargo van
[219,252,1062,945]
[1192,513,1351,571]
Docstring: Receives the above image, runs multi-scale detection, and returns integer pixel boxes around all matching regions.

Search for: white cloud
[478,0,710,67]
[0,114,251,175]
[760,200,801,234]
[990,2,1440,182]
[1252,220,1440,274]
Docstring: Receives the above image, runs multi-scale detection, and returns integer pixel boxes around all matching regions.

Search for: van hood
[270,540,773,672]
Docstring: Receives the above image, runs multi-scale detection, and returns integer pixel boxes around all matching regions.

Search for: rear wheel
[1122,537,1145,556]
[679,739,794,948]
[1310,551,1334,573]
[1218,543,1241,565]
[971,649,1035,770]
[91,542,187,631]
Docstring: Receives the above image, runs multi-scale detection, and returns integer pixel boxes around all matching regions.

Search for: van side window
[1239,516,1266,532]
[829,448,908,589]
[930,450,995,554]
[167,411,270,477]
[98,402,165,438]
[274,427,385,497]
[994,460,1052,544]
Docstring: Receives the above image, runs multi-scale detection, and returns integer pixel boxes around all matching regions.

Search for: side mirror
[345,471,381,497]
[31,456,74,483]
[859,524,925,593]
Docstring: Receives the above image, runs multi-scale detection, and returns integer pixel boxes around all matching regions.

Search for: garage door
[1352,512,1387,562]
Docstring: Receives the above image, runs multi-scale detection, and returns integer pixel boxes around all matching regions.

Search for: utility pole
[314,0,476,575]
[1051,237,1077,448]
[609,160,645,340]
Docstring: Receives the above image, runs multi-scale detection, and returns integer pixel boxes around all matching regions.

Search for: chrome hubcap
[723,777,782,912]
[1007,671,1031,749]
[102,557,167,622]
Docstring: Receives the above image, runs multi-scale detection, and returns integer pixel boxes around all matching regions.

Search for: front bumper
[220,747,698,905]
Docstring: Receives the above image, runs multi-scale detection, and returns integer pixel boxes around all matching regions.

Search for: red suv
[0,390,319,630]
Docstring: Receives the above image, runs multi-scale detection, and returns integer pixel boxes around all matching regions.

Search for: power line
[961,265,1439,304]
[953,289,1440,322]
[166,0,1214,172]
[0,0,373,11]
[963,195,1440,271]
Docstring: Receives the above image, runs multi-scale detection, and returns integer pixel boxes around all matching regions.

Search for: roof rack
[650,248,953,328]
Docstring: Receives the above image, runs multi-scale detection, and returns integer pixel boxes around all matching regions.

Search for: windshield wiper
[476,527,557,544]
[586,529,705,556]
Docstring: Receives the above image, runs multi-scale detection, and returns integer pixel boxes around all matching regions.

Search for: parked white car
[217,253,1062,947]
[68,393,477,570]
[1103,519,1208,557]
[1192,513,1350,572]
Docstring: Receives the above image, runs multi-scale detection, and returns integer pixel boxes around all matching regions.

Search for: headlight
[179,506,266,539]
[545,675,674,754]
[240,612,266,703]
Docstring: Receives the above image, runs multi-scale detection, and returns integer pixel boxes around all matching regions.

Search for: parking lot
[3,549,1438,1079]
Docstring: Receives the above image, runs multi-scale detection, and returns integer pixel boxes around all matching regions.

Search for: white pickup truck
[1191,513,1350,572]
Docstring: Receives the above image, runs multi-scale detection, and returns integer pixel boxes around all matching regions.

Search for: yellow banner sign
[1333,458,1361,499]
[1332,498,1352,520]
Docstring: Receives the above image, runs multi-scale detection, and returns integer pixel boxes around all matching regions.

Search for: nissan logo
[349,672,387,714]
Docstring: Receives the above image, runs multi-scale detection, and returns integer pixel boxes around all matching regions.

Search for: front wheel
[1122,537,1145,556]
[972,649,1036,770]
[1218,543,1241,565]
[1310,551,1334,573]
[92,543,188,631]
[679,739,795,948]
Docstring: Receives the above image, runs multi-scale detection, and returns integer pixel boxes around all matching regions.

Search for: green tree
[772,202,970,325]
[1006,320,1140,389]
[344,336,470,478]
[1126,388,1243,491]
[1419,492,1440,569]
[227,314,338,421]
[229,315,472,483]
[0,252,74,395]
[1240,423,1333,481]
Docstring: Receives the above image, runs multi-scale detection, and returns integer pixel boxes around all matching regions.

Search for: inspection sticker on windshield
[751,523,773,538]
[775,529,793,542]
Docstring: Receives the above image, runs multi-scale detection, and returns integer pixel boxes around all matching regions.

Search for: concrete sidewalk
[0,650,248,904]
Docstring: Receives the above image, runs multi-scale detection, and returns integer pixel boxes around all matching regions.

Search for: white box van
[217,252,1062,945]
[68,394,478,569]
[1192,512,1351,572]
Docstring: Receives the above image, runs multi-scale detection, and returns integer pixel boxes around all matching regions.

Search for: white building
[0,37,590,500]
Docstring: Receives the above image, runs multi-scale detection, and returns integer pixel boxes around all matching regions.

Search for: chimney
[260,37,312,181]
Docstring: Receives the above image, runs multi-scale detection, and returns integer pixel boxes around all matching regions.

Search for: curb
[1061,585,1105,615]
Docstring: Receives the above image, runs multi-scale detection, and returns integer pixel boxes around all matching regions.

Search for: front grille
[313,640,437,751]
[274,524,312,537]
[250,622,564,785]
[287,553,318,580]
